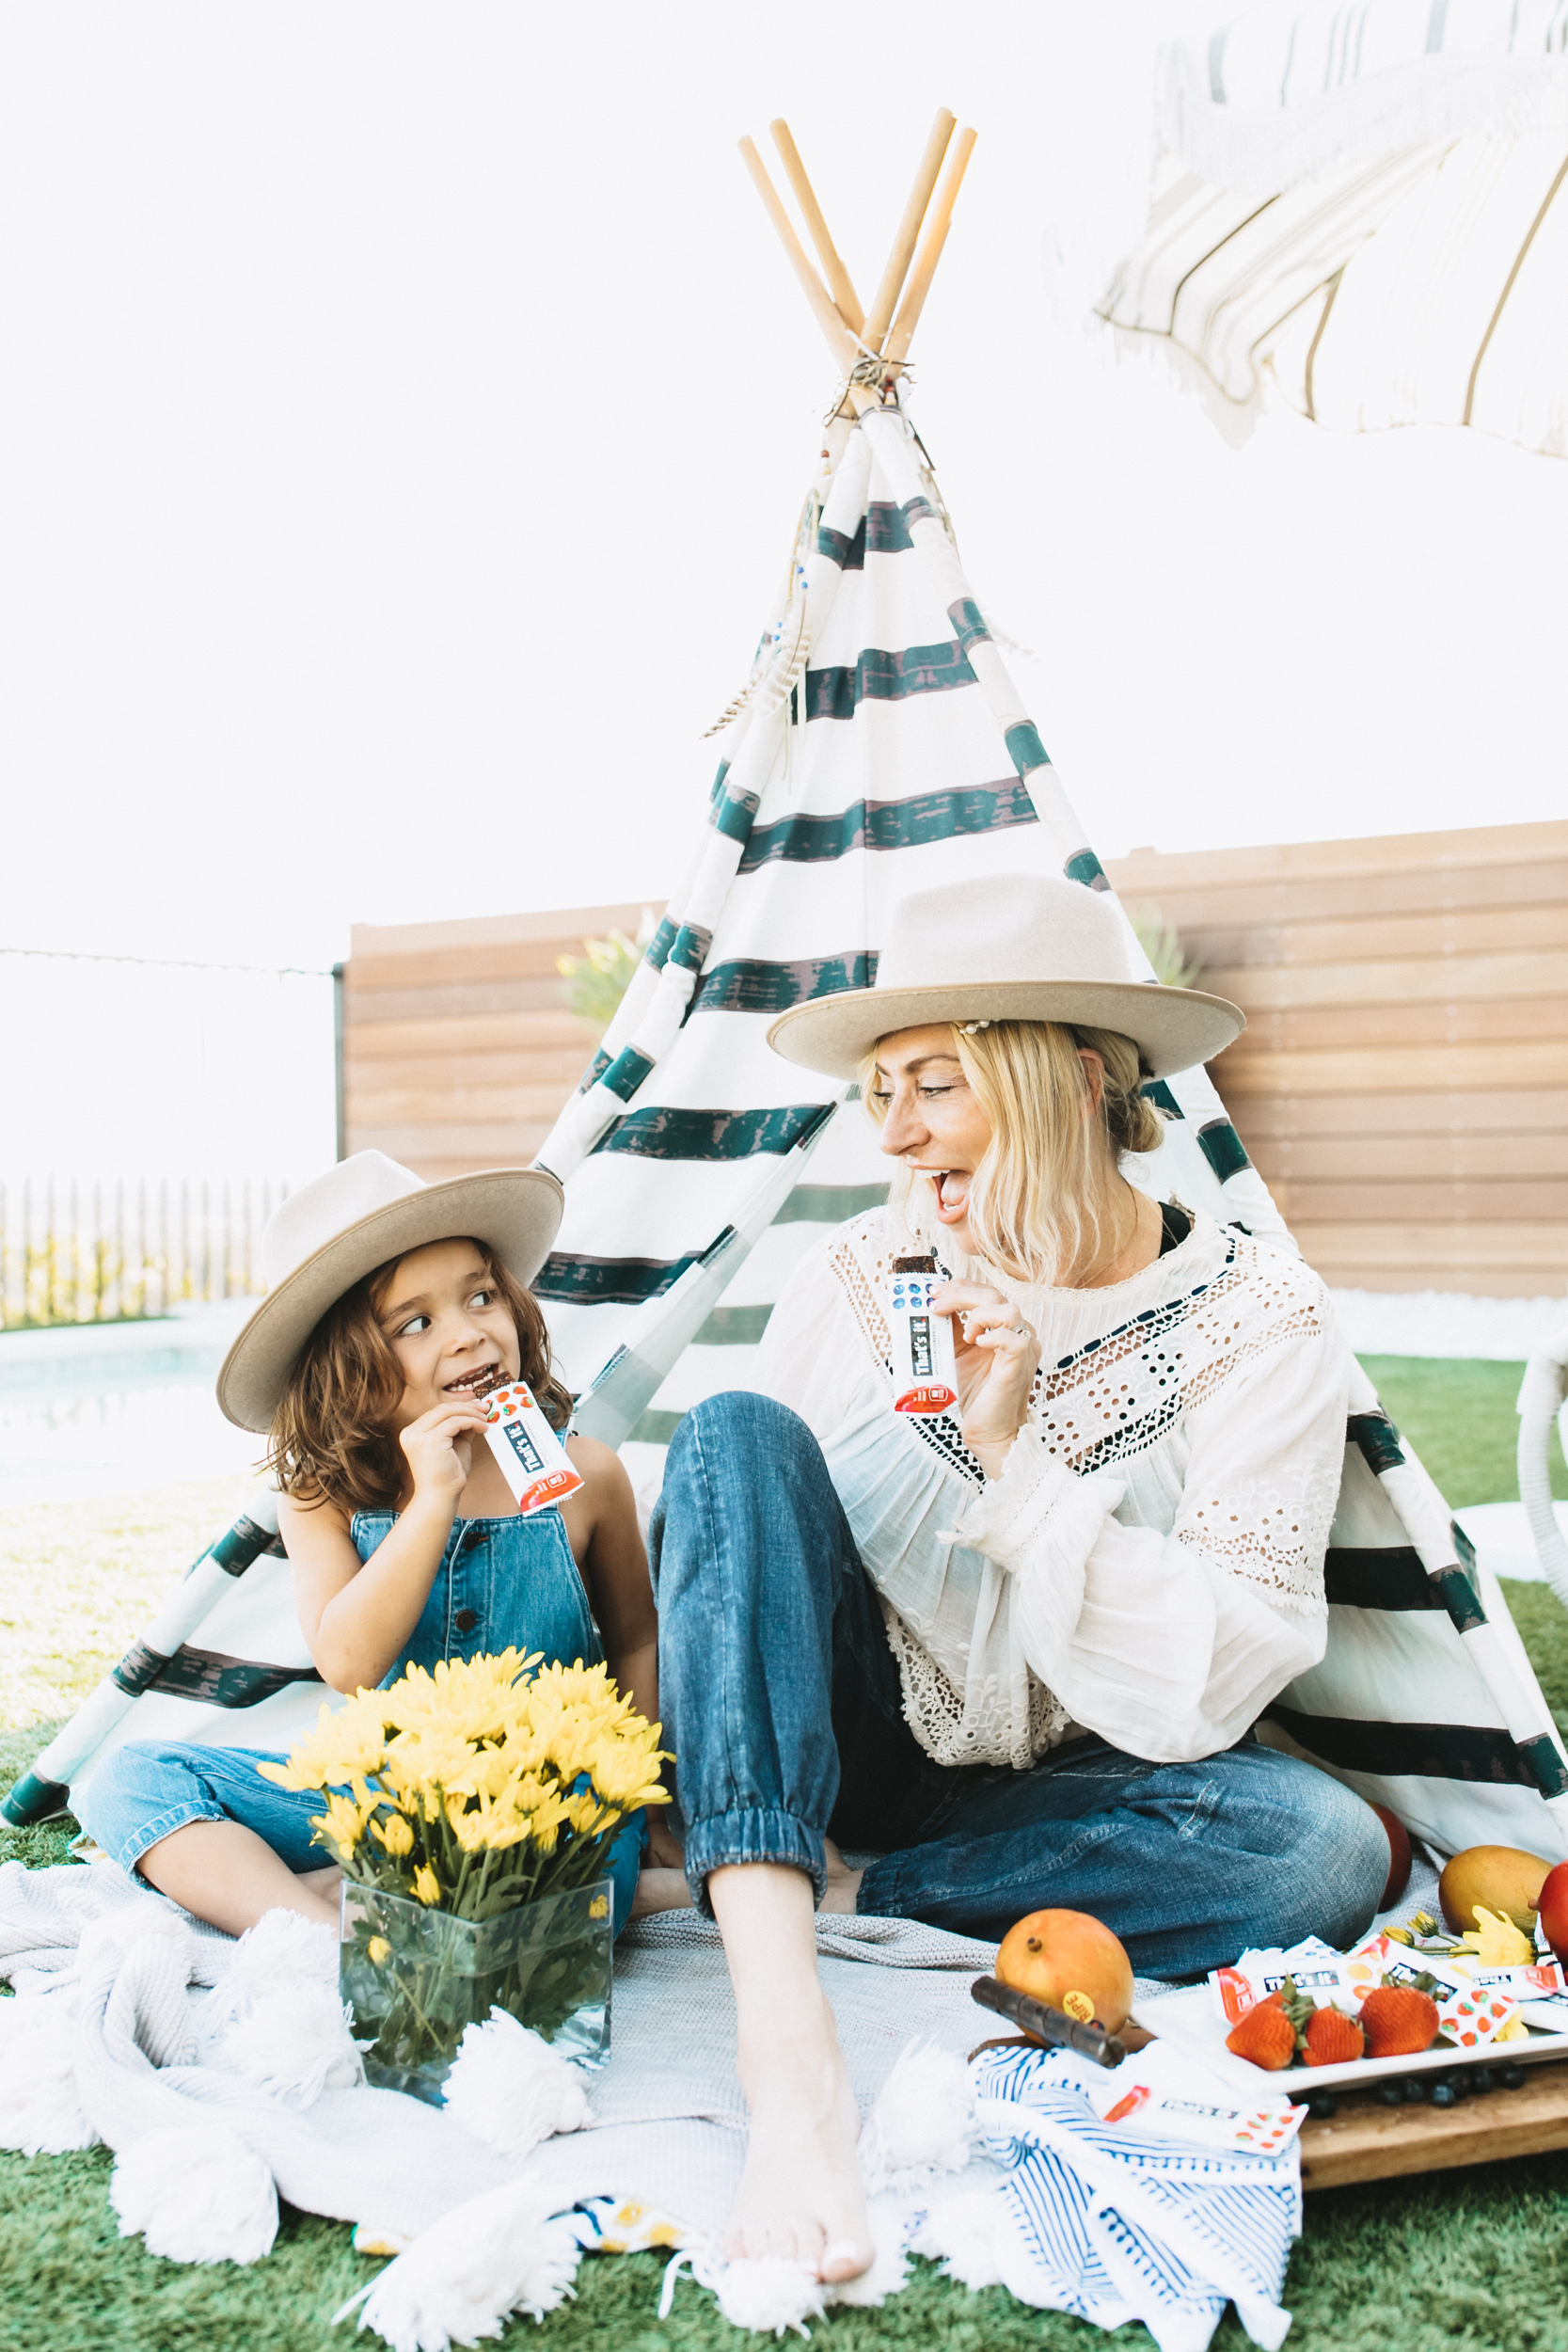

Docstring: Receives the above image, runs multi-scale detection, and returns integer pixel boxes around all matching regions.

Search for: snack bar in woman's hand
[474,1367,585,1516]
[888,1254,958,1416]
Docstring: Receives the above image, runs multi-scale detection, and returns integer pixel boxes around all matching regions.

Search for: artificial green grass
[6,1380,1568,2351]
[1357,1356,1568,1511]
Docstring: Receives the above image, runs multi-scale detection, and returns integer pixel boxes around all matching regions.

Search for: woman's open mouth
[920,1168,971,1223]
[443,1361,500,1396]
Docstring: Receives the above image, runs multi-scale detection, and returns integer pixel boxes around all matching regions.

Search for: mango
[1437,1844,1551,1936]
[995,1908,1134,2036]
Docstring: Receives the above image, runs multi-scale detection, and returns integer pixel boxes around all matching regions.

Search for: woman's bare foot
[709,1861,873,2281]
[818,1837,863,1915]
[631,1866,694,1917]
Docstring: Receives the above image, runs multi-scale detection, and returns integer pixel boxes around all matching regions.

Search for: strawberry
[1358,1985,1440,2059]
[1304,2007,1365,2067]
[1226,1996,1297,2071]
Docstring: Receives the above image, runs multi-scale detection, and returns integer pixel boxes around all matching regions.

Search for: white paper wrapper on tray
[1212,1938,1359,2026]
[1084,2040,1307,2157]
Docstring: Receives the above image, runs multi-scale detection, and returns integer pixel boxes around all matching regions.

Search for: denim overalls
[78,1505,645,1935]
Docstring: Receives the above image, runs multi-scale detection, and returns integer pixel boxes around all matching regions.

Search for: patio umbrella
[1098,0,1568,455]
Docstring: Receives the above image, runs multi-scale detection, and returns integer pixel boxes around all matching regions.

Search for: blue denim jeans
[648,1392,1387,1980]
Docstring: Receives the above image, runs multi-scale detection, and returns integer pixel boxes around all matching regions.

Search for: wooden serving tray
[1299,2058,1568,2189]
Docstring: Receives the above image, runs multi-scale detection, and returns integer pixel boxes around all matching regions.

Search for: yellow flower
[367,1936,391,1964]
[372,1811,414,1857]
[312,1792,369,1861]
[412,1864,442,1906]
[1453,1907,1536,1967]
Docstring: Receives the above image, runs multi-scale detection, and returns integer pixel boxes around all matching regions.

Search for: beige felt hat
[216,1150,563,1433]
[767,872,1243,1081]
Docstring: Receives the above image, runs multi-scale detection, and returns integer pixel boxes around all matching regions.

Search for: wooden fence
[341,819,1568,1296]
[341,903,646,1183]
[1107,818,1568,1296]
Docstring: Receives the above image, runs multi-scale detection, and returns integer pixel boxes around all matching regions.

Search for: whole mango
[996,1908,1135,2036]
[1539,1860,1568,1963]
[1438,1845,1551,1936]
[1370,1804,1412,1908]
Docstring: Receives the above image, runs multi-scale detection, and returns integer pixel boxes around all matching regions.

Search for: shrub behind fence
[0,1176,290,1330]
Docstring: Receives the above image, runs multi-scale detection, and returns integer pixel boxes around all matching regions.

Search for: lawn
[4,1370,1568,2352]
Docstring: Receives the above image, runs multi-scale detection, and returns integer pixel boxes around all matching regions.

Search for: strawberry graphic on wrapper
[473,1367,585,1517]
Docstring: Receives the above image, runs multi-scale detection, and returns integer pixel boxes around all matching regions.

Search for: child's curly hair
[266,1240,573,1514]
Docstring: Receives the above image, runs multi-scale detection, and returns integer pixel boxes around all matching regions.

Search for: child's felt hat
[216,1150,563,1432]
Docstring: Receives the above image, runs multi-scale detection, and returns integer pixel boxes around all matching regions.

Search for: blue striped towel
[973,2045,1299,2352]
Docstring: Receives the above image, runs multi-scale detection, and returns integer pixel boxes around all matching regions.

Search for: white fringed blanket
[0,1860,1299,2352]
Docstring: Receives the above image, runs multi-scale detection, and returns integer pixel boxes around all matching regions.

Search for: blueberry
[1403,2077,1428,2103]
[1469,2066,1495,2094]
[1307,2093,1338,2119]
[1499,2062,1528,2090]
[1430,2083,1457,2107]
[1377,2080,1404,2106]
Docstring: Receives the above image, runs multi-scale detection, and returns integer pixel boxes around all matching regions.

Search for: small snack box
[888,1254,958,1417]
[477,1374,585,1516]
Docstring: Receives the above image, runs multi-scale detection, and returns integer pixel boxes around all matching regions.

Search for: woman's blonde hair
[265,1240,572,1514]
[863,1020,1164,1287]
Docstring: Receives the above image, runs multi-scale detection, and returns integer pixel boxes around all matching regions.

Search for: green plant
[1129,905,1203,990]
[557,915,656,1036]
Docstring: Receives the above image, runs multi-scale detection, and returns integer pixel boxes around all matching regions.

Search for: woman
[643,869,1387,2282]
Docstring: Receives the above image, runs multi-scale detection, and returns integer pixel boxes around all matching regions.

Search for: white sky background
[2,0,1565,1178]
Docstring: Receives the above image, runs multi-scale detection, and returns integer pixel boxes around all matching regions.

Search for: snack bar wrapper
[1212,1937,1358,2026]
[1086,2041,1307,2158]
[479,1378,585,1516]
[887,1254,958,1417]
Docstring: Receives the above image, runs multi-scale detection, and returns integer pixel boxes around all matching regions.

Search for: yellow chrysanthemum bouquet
[260,1650,671,2094]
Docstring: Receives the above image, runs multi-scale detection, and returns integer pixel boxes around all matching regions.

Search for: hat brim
[216,1168,564,1434]
[766,979,1244,1083]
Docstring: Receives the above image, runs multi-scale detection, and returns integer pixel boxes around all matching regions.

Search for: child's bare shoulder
[563,1434,633,1509]
[277,1486,355,1555]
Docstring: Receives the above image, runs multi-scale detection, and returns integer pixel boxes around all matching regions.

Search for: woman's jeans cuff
[683,1806,826,1915]
[111,1799,226,1882]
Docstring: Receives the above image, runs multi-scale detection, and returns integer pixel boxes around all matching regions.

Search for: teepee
[8,112,1567,1875]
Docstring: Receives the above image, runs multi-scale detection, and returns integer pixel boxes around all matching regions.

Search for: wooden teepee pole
[769,119,864,334]
[862,109,955,351]
[885,126,976,365]
[737,136,859,372]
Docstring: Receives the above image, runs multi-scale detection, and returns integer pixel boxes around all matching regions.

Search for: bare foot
[818,1837,863,1915]
[631,1866,694,1918]
[727,1988,872,2280]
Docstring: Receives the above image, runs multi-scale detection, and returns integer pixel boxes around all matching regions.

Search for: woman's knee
[1245,1756,1389,1950]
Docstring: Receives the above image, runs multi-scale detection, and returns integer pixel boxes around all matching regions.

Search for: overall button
[453,1609,478,1635]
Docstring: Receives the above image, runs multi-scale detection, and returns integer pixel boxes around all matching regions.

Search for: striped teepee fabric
[1100,3,1568,457]
[8,391,1566,1868]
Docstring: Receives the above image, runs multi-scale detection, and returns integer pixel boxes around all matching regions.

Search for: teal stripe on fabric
[1432,1565,1487,1634]
[629,1407,685,1444]
[575,1046,611,1097]
[1004,720,1051,775]
[1196,1118,1252,1182]
[805,640,975,722]
[1139,1079,1185,1120]
[645,918,677,971]
[594,1104,831,1162]
[948,597,990,651]
[772,1183,889,1225]
[207,1514,286,1576]
[816,502,918,571]
[1349,1412,1407,1475]
[111,1639,173,1697]
[1064,850,1111,892]
[709,758,731,804]
[1518,1732,1568,1801]
[602,1044,655,1103]
[668,924,713,974]
[900,495,937,529]
[0,1768,71,1827]
[1267,1707,1543,1788]
[1452,1518,1478,1569]
[715,787,760,844]
[689,952,874,1017]
[1323,1549,1440,1610]
[739,780,1038,873]
[535,1250,699,1306]
[149,1650,325,1708]
[694,1304,773,1344]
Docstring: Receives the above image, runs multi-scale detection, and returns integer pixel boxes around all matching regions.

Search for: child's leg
[76,1740,341,1936]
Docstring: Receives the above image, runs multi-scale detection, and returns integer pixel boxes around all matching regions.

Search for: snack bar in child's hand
[474,1374,584,1517]
[888,1256,958,1417]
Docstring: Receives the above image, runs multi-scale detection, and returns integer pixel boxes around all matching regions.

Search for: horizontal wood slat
[344,1011,598,1061]
[1108,822,1568,1295]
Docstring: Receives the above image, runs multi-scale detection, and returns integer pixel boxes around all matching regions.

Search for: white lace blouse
[752,1200,1349,1772]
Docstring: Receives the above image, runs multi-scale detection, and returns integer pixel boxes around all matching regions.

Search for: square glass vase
[341,1876,613,2104]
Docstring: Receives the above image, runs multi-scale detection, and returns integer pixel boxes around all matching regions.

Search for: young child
[76,1151,658,1939]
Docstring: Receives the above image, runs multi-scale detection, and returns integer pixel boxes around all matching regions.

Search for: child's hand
[399,1401,489,1507]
